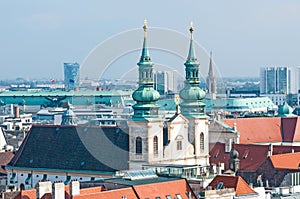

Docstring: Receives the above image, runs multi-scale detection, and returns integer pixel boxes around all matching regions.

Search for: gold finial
[174,94,180,105]
[189,21,194,39]
[174,94,181,114]
[143,19,147,38]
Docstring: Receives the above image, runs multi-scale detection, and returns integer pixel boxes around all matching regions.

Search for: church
[6,21,212,190]
[128,20,210,173]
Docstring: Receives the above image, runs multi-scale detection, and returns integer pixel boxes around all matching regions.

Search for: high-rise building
[154,70,178,95]
[260,66,291,94]
[64,63,80,90]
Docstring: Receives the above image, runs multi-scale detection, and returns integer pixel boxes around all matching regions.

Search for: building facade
[260,66,291,94]
[128,22,209,173]
[154,70,178,95]
[64,62,80,90]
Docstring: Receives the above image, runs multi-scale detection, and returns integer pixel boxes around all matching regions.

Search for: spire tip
[143,19,147,38]
[189,21,194,39]
[143,19,147,31]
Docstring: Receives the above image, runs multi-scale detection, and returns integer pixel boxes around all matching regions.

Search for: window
[153,136,158,156]
[200,132,204,151]
[25,174,32,185]
[136,137,142,154]
[176,194,183,199]
[10,173,16,184]
[175,135,183,151]
[64,176,71,185]
[177,140,182,151]
[166,196,172,199]
[42,174,47,181]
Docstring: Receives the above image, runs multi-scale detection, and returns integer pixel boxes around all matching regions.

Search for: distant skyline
[1,1,300,80]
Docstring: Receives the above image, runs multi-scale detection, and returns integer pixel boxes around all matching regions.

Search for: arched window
[200,132,204,151]
[136,137,142,154]
[20,183,25,191]
[153,136,158,156]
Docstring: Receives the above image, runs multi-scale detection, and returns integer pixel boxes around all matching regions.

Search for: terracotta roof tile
[281,117,300,142]
[222,117,282,144]
[210,143,269,171]
[270,152,300,169]
[79,186,104,195]
[133,179,197,199]
[20,189,36,199]
[210,143,300,171]
[73,187,138,199]
[208,175,256,196]
[0,151,14,175]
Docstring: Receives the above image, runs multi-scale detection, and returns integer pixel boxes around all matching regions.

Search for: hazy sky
[1,1,300,80]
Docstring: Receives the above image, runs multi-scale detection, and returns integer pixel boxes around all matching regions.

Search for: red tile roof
[208,175,256,196]
[210,143,269,171]
[73,187,138,199]
[281,117,300,142]
[79,186,104,195]
[222,117,282,144]
[270,152,300,170]
[20,189,36,199]
[0,152,14,175]
[210,143,300,171]
[134,179,197,199]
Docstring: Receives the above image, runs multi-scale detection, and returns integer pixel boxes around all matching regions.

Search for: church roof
[7,125,129,173]
[222,117,282,144]
[222,116,300,144]
[281,117,300,142]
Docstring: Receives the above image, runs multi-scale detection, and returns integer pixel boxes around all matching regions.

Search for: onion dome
[230,148,239,159]
[277,101,296,117]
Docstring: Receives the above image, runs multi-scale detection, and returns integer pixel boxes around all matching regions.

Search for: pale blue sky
[1,1,300,80]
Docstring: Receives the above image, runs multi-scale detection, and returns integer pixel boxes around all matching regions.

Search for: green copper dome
[179,22,207,118]
[132,20,160,120]
[277,101,296,117]
[179,85,206,101]
[132,86,160,102]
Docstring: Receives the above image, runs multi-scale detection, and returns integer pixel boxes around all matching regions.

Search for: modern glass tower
[64,63,80,90]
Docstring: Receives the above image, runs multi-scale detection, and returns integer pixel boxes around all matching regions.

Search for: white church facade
[128,21,210,173]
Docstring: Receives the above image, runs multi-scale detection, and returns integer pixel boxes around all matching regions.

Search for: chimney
[52,181,65,199]
[233,122,237,132]
[70,180,80,196]
[13,105,20,118]
[37,181,52,199]
[225,138,232,153]
[268,144,273,156]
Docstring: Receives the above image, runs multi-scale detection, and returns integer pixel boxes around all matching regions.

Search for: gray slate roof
[8,125,129,173]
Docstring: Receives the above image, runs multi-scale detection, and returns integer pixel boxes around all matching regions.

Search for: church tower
[61,102,78,125]
[179,22,209,166]
[206,51,217,99]
[128,20,164,170]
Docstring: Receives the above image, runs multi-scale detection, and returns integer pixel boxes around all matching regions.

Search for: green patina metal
[0,90,132,107]
[277,101,296,117]
[179,23,206,118]
[132,20,160,120]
